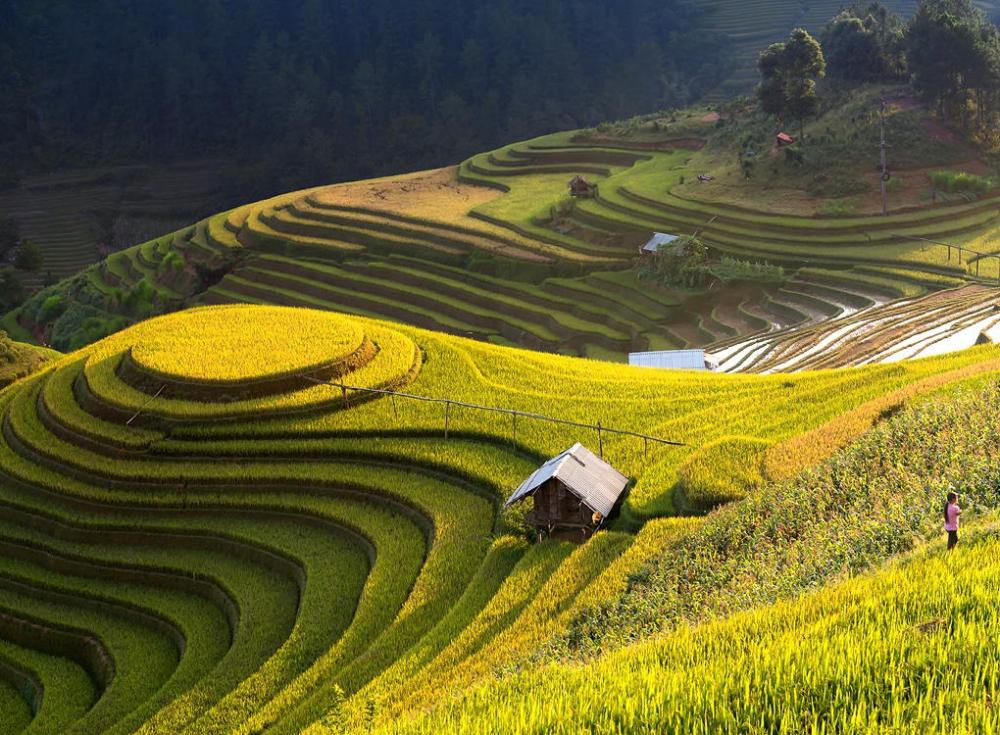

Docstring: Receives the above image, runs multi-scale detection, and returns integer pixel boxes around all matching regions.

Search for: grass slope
[0,332,59,389]
[0,304,1000,734]
[9,85,1000,370]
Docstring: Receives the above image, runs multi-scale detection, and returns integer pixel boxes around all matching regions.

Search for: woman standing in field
[944,491,961,550]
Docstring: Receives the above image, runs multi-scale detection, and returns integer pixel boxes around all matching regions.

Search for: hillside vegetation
[12,0,1000,366]
[702,0,927,98]
[0,331,58,388]
[10,83,1000,369]
[1,0,728,195]
[1,304,1000,733]
[382,523,1000,734]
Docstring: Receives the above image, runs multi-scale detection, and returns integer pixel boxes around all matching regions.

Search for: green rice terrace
[11,86,1000,371]
[0,160,229,292]
[4,303,1000,733]
[10,1,1000,732]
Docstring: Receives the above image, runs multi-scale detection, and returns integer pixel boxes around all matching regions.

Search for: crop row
[0,315,522,734]
[6,304,1000,734]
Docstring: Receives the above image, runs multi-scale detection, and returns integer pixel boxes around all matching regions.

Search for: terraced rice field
[379,522,1000,734]
[712,282,1000,372]
[132,127,999,370]
[0,161,227,291]
[4,304,1000,733]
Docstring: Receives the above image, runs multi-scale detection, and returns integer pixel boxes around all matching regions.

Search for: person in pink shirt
[944,491,961,550]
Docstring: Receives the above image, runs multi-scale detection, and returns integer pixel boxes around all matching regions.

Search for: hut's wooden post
[341,385,347,403]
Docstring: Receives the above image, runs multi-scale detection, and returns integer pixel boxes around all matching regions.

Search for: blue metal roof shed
[628,349,708,370]
[641,232,682,254]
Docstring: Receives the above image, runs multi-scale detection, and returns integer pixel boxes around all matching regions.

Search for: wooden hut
[504,443,628,541]
[568,175,597,198]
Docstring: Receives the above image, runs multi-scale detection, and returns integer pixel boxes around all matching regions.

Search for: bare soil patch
[921,118,963,145]
[856,160,992,214]
[312,166,502,219]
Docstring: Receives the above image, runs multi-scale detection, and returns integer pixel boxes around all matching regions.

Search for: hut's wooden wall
[526,479,594,529]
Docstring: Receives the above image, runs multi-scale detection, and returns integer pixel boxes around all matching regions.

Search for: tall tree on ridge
[757,28,826,140]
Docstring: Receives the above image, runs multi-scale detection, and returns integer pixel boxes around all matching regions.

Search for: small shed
[776,132,796,147]
[568,175,597,198]
[504,443,628,541]
[628,349,709,371]
[640,232,682,255]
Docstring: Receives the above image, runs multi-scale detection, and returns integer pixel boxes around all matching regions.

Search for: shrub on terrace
[930,170,997,195]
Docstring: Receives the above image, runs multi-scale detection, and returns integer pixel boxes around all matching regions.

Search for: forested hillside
[0,0,729,195]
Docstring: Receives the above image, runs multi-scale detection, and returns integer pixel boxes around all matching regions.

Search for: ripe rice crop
[3,303,1000,735]
[127,306,365,384]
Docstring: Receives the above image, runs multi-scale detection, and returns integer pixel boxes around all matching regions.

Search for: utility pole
[879,100,889,217]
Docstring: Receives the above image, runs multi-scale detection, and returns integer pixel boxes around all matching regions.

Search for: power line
[301,376,687,452]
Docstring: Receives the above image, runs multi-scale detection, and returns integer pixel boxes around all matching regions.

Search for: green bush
[40,294,65,321]
[706,257,785,284]
[49,303,128,351]
[816,198,859,216]
[929,170,996,195]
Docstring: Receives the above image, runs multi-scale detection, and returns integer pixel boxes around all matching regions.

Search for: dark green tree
[907,0,1000,135]
[1,0,731,195]
[0,269,25,311]
[0,218,19,257]
[822,3,906,81]
[757,29,826,139]
[14,241,43,272]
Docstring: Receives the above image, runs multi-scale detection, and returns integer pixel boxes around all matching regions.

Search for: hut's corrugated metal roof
[642,232,681,253]
[504,442,628,517]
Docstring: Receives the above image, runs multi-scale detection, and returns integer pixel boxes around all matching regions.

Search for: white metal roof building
[504,442,628,519]
[641,232,682,254]
[628,349,708,370]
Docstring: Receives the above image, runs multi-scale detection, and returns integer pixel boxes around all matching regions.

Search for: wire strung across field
[299,375,686,455]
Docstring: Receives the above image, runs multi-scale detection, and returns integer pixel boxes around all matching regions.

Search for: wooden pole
[444,401,450,440]
[597,421,604,458]
[511,412,517,446]
[879,100,889,217]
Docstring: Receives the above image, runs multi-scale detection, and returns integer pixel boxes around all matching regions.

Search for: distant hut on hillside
[568,175,597,198]
[504,443,628,541]
[640,231,682,255]
[776,131,796,147]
